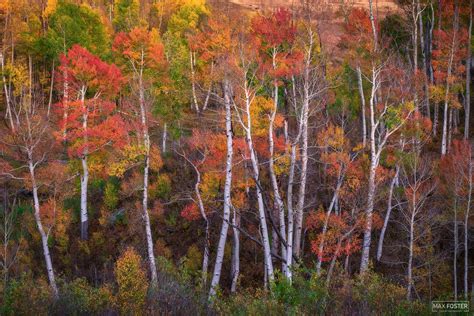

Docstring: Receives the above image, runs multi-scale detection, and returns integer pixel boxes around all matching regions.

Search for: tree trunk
[294,97,309,258]
[454,196,459,300]
[28,160,58,299]
[377,166,399,261]
[465,157,472,299]
[162,123,167,153]
[441,3,459,155]
[194,167,210,285]
[231,207,240,293]
[137,65,159,287]
[80,88,88,240]
[316,177,343,275]
[268,80,287,274]
[360,66,379,273]
[285,143,297,281]
[407,208,415,300]
[0,53,14,131]
[465,1,472,139]
[243,87,274,284]
[209,80,233,298]
[357,65,367,147]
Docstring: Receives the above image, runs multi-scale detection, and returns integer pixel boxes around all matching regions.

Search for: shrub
[51,278,113,315]
[114,247,149,314]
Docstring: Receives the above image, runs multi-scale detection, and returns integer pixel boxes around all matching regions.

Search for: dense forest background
[0,0,473,314]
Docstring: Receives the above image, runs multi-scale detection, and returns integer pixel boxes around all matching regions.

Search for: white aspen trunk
[465,157,472,299]
[433,1,442,136]
[316,178,343,275]
[285,143,297,280]
[465,1,472,139]
[80,87,88,240]
[454,197,459,300]
[190,50,200,112]
[407,207,415,300]
[209,80,233,298]
[28,159,58,298]
[441,5,459,155]
[268,77,287,274]
[62,66,69,142]
[202,62,214,112]
[193,163,210,284]
[231,207,240,293]
[448,108,454,152]
[377,166,400,261]
[360,66,379,273]
[412,0,419,109]
[357,65,367,147]
[138,70,158,287]
[243,84,274,283]
[418,0,431,119]
[326,239,342,285]
[0,53,14,131]
[162,123,167,153]
[47,61,55,117]
[294,97,309,258]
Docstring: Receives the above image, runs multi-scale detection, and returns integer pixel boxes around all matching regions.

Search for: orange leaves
[189,15,234,65]
[113,27,166,71]
[306,208,365,262]
[149,145,163,171]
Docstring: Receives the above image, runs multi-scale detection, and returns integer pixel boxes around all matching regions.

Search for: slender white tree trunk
[407,208,415,300]
[209,80,233,298]
[377,166,399,261]
[28,159,58,298]
[294,97,309,258]
[231,207,240,293]
[441,4,459,155]
[0,53,14,131]
[162,123,167,153]
[464,1,472,139]
[80,88,88,240]
[357,65,367,147]
[190,50,200,112]
[268,80,287,274]
[193,164,210,284]
[465,157,472,299]
[360,66,379,273]
[316,177,343,275]
[285,143,297,280]
[138,72,158,287]
[243,85,274,283]
[454,196,459,300]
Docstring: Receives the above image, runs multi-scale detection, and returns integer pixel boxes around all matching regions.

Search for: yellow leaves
[6,63,28,96]
[114,248,149,315]
[108,144,145,177]
[249,96,273,137]
[43,0,57,18]
[149,145,163,171]
[317,124,347,150]
[201,172,220,201]
[274,153,290,176]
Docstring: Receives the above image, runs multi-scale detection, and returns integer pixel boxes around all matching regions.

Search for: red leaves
[56,45,127,158]
[59,45,123,96]
[180,203,200,221]
[251,8,302,80]
[251,8,295,49]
